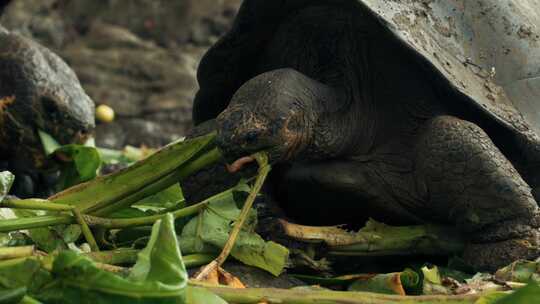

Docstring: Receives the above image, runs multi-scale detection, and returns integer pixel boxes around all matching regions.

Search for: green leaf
[50,133,215,212]
[109,208,154,219]
[38,130,61,156]
[129,213,188,288]
[0,257,52,295]
[187,287,228,304]
[39,129,102,189]
[55,144,102,188]
[0,259,41,290]
[0,171,14,202]
[491,282,540,304]
[37,252,185,303]
[0,287,26,304]
[422,265,442,285]
[36,213,189,303]
[474,292,508,304]
[421,265,453,295]
[348,270,420,295]
[495,260,540,283]
[11,210,69,253]
[180,185,289,276]
[133,184,184,212]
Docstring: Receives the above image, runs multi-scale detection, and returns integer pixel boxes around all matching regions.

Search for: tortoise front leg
[271,159,424,226]
[415,115,540,270]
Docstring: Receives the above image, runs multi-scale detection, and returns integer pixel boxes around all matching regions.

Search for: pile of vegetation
[0,132,539,303]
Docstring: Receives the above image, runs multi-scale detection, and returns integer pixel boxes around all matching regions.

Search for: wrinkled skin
[193,4,540,271]
[0,25,95,196]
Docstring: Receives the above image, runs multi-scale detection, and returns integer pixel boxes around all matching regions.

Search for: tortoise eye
[244,130,258,143]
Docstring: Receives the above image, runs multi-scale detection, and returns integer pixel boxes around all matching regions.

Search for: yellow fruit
[96,104,115,123]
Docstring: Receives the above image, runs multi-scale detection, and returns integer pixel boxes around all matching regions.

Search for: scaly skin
[191,4,540,271]
[0,26,95,196]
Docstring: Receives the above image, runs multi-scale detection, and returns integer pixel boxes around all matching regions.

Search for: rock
[55,0,241,47]
[0,0,241,149]
[0,0,74,49]
[59,22,204,148]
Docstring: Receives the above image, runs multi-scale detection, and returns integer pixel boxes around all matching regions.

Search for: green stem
[189,282,481,304]
[0,214,73,232]
[327,223,465,256]
[0,178,229,232]
[84,249,139,265]
[0,246,35,260]
[90,147,222,216]
[0,198,74,211]
[184,254,217,268]
[72,209,100,252]
[85,187,233,229]
[84,249,215,268]
[19,296,42,304]
[50,133,216,212]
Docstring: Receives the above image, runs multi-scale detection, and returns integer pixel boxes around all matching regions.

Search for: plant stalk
[90,147,222,216]
[189,282,482,304]
[0,214,73,232]
[195,152,270,280]
[49,133,216,212]
[189,280,482,304]
[72,209,100,252]
[0,179,228,232]
[84,187,233,229]
[84,249,215,268]
[0,246,35,260]
[0,198,74,211]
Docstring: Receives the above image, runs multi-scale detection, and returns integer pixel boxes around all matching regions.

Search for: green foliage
[11,209,70,253]
[39,130,102,190]
[133,184,184,212]
[348,269,420,295]
[0,213,226,303]
[54,144,102,189]
[495,260,540,283]
[0,287,26,304]
[186,287,228,304]
[36,215,188,303]
[180,182,289,276]
[475,282,540,304]
[49,133,215,213]
[493,283,540,303]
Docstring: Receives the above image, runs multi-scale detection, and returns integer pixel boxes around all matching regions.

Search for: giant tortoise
[192,0,540,270]
[0,24,95,197]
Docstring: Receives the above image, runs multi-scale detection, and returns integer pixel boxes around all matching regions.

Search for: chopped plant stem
[84,249,139,265]
[90,147,222,216]
[0,198,75,211]
[72,209,100,252]
[0,176,233,233]
[195,152,270,281]
[189,281,483,304]
[83,248,214,269]
[0,214,73,232]
[49,133,216,212]
[0,146,222,232]
[0,245,35,260]
[84,188,235,229]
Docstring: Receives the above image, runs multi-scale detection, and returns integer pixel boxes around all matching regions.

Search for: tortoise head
[0,31,95,168]
[216,68,336,164]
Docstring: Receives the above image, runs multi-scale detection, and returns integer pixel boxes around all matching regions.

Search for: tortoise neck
[300,82,370,160]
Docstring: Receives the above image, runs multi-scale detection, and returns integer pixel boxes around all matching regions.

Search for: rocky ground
[0,0,242,148]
